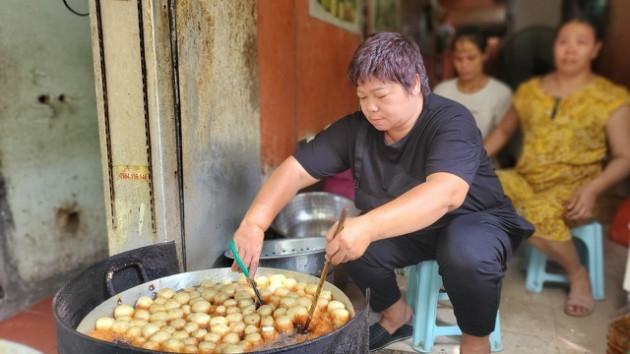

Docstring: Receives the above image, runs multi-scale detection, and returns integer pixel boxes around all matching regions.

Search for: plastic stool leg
[525,246,547,293]
[489,311,503,352]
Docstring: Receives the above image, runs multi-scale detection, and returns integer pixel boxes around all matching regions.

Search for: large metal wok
[54,242,369,353]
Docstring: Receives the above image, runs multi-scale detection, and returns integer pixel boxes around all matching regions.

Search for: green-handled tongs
[229,240,265,307]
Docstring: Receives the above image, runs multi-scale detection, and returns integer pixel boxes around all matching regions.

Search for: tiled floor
[0,236,626,353]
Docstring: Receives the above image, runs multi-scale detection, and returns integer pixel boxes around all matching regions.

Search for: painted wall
[0,0,107,320]
[257,0,363,174]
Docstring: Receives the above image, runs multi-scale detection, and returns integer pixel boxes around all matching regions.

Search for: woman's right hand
[231,221,264,279]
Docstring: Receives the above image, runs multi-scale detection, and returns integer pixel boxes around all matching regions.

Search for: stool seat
[524,221,604,300]
[405,260,502,353]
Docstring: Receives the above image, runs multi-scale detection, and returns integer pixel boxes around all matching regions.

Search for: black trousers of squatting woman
[343,212,518,337]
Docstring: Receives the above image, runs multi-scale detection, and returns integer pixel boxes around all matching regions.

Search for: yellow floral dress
[497,76,630,241]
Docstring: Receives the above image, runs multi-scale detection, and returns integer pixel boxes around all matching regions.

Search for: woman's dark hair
[452,26,487,53]
[347,32,431,97]
[560,1,608,40]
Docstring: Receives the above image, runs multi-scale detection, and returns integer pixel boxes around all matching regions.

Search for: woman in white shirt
[434,28,512,138]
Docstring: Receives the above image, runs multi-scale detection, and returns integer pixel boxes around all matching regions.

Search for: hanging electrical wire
[63,0,89,17]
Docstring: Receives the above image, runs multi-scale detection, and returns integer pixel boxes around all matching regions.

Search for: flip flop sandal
[368,323,413,351]
[564,294,594,317]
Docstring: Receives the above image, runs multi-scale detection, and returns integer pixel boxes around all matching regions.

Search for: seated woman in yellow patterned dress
[484,16,630,317]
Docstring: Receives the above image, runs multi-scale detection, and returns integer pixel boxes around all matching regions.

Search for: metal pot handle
[105,260,150,297]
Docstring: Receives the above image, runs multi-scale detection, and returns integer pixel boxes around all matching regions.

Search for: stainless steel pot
[271,192,361,238]
[224,237,329,277]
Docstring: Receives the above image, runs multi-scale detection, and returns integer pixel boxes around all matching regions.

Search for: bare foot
[565,265,594,316]
[379,298,413,334]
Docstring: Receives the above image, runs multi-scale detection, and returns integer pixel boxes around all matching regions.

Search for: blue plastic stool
[524,221,604,300]
[405,260,503,353]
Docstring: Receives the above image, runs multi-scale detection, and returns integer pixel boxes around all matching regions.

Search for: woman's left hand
[565,184,597,221]
[324,215,374,265]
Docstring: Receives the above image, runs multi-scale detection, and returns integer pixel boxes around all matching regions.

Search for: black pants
[343,212,518,337]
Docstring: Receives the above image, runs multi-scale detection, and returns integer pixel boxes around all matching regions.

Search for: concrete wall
[0,0,107,320]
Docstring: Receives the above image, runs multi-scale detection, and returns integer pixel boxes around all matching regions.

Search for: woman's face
[356,77,421,132]
[554,21,601,75]
[452,38,486,81]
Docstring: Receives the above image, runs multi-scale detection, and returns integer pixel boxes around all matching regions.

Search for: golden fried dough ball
[142,340,160,350]
[226,306,241,315]
[327,300,345,313]
[201,279,215,288]
[141,323,161,338]
[173,291,191,305]
[149,303,166,314]
[256,305,273,317]
[279,297,296,309]
[150,320,166,329]
[171,329,190,340]
[244,332,263,348]
[259,288,273,303]
[114,304,135,318]
[330,308,350,328]
[238,298,254,309]
[189,312,211,328]
[95,316,115,331]
[134,309,151,321]
[181,304,192,316]
[149,330,171,344]
[255,275,269,288]
[167,308,185,321]
[150,310,168,322]
[320,289,333,302]
[261,325,278,342]
[135,296,153,310]
[157,288,176,300]
[162,338,185,352]
[226,312,243,325]
[222,332,240,345]
[283,277,297,290]
[129,319,147,328]
[268,273,286,283]
[275,315,294,334]
[241,304,257,316]
[273,307,287,319]
[162,325,176,334]
[244,324,259,335]
[183,321,200,334]
[233,289,251,301]
[214,291,231,304]
[181,336,197,347]
[274,287,290,297]
[112,320,130,335]
[198,340,217,353]
[203,331,222,343]
[213,305,227,316]
[236,275,248,285]
[260,314,274,327]
[201,288,217,302]
[192,300,212,314]
[125,326,142,340]
[296,296,312,309]
[210,323,230,336]
[305,284,319,296]
[287,305,308,326]
[230,321,246,337]
[243,313,261,327]
[223,298,238,308]
[267,295,281,308]
[183,345,198,353]
[210,316,227,327]
[192,328,208,340]
[164,299,182,311]
[170,318,187,330]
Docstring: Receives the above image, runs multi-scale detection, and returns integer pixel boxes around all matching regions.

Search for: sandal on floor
[564,294,594,317]
[368,323,413,351]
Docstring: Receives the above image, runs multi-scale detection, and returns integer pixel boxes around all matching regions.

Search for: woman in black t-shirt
[231,32,533,353]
